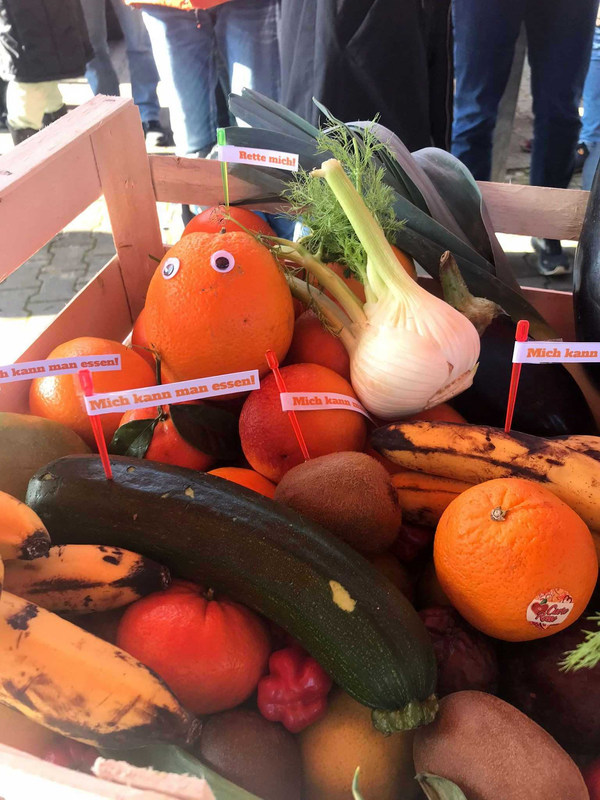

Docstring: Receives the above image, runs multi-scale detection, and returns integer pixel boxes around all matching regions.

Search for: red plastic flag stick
[265,350,310,461]
[79,369,113,479]
[504,319,530,433]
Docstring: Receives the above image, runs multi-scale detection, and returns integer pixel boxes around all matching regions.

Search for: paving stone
[35,273,85,303]
[26,300,65,316]
[0,262,41,291]
[0,289,34,317]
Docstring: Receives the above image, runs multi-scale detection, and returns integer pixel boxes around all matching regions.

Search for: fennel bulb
[277,159,480,419]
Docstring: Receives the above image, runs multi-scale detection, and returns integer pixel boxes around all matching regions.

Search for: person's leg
[526,0,598,189]
[526,0,598,275]
[80,0,121,96]
[580,24,600,187]
[583,142,600,189]
[6,81,58,142]
[215,0,281,110]
[142,7,218,156]
[110,0,162,124]
[451,0,523,180]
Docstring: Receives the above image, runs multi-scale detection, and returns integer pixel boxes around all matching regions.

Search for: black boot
[8,125,38,145]
[42,105,68,127]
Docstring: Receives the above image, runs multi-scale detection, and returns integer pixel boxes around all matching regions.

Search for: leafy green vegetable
[560,612,600,671]
[284,121,404,282]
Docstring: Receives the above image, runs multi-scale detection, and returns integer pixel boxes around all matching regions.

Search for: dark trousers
[452,0,598,186]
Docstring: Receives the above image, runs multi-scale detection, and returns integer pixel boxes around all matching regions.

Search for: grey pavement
[0,45,583,361]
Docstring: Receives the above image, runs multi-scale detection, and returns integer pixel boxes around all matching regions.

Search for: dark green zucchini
[26,455,437,733]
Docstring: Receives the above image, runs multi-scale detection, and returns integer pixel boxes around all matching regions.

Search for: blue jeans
[81,0,161,124]
[581,26,600,189]
[452,0,598,187]
[141,0,280,156]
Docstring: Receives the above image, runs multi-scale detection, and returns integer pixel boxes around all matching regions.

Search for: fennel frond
[559,612,600,671]
[283,121,404,283]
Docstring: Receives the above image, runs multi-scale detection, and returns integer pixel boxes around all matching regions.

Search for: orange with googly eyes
[144,231,294,382]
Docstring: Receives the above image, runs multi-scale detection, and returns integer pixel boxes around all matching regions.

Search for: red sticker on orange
[527,589,573,630]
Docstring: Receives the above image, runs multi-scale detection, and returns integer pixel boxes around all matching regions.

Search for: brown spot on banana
[6,603,38,631]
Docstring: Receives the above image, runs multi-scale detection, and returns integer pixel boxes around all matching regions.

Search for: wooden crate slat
[0,136,101,280]
[478,182,587,240]
[90,104,163,321]
[150,155,283,211]
[149,156,590,241]
[0,97,141,280]
[0,257,132,413]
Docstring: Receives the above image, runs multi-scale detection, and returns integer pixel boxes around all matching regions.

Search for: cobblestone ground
[0,54,582,361]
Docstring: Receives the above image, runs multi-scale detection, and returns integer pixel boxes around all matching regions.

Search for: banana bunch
[0,591,198,747]
[4,544,171,613]
[0,488,188,748]
[372,421,600,533]
[391,470,472,527]
[0,490,50,562]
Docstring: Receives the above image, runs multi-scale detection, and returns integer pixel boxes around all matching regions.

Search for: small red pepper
[257,645,332,733]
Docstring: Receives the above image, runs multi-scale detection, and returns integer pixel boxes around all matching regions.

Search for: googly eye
[162,257,180,280]
[210,250,235,273]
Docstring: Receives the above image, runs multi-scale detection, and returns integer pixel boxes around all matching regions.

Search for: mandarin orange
[118,405,214,471]
[29,338,155,447]
[208,467,276,498]
[183,205,276,237]
[284,310,351,380]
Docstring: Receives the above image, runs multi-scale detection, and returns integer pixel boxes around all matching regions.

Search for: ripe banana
[0,491,50,560]
[391,470,472,527]
[554,434,600,462]
[0,591,198,748]
[372,421,600,532]
[3,545,171,614]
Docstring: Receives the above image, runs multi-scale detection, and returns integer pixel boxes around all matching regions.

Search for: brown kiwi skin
[274,452,402,554]
[413,690,589,800]
[192,709,303,800]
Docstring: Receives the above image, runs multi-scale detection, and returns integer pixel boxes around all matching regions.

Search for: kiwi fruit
[413,690,589,800]
[274,452,402,553]
[194,708,302,800]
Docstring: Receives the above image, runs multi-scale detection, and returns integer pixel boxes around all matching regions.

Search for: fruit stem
[271,239,367,326]
[288,276,357,352]
[490,506,507,521]
[371,695,438,734]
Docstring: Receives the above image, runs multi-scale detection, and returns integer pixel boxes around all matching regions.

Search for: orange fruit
[131,307,155,369]
[405,403,466,424]
[208,467,276,498]
[435,478,598,641]
[29,338,155,447]
[118,405,214,471]
[239,363,367,482]
[183,205,276,237]
[144,232,294,381]
[117,581,271,715]
[285,310,351,381]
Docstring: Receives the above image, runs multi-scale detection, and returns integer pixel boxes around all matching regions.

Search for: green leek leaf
[104,744,265,800]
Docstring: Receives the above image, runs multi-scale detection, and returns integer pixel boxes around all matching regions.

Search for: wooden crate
[0,95,590,416]
[0,95,594,796]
